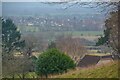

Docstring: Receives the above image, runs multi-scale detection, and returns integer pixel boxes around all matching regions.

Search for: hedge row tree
[96,10,120,57]
[36,48,76,78]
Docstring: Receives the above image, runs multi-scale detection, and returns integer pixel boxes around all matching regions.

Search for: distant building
[77,54,118,67]
[27,23,34,26]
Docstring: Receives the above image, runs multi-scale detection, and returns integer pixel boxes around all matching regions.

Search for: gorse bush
[35,48,76,78]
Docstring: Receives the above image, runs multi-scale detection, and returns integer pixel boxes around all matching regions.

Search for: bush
[35,48,76,78]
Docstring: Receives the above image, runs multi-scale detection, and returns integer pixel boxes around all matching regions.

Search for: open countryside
[1,1,120,79]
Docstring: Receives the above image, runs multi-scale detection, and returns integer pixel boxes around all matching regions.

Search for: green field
[18,26,103,36]
[54,31,103,36]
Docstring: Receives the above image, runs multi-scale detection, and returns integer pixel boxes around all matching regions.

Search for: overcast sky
[0,0,103,17]
[1,0,119,2]
[2,2,106,17]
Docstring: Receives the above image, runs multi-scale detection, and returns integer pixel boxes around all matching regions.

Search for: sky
[0,0,118,17]
[0,2,1,26]
[1,0,119,2]
[2,2,105,17]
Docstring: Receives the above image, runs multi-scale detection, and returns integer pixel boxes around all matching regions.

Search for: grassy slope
[6,61,119,78]
[53,61,119,78]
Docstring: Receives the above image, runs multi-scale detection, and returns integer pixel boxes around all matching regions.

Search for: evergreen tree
[2,18,25,54]
[36,48,75,78]
[96,28,110,46]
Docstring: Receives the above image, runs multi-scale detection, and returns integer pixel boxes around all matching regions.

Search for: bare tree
[21,33,45,56]
[55,34,87,64]
[21,34,37,56]
[2,51,36,79]
[16,56,34,79]
[106,11,118,53]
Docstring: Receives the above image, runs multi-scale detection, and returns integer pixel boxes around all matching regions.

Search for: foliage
[47,41,56,49]
[2,18,25,54]
[96,11,119,55]
[96,28,110,46]
[31,56,37,61]
[35,48,76,78]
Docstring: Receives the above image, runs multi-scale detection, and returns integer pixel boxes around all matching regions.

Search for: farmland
[21,30,103,41]
[54,31,103,36]
[18,25,103,37]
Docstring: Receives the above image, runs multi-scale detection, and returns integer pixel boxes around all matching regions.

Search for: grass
[86,53,111,56]
[54,31,103,36]
[18,25,103,37]
[3,61,119,78]
[53,61,119,78]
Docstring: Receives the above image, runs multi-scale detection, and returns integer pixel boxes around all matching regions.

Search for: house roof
[77,54,113,67]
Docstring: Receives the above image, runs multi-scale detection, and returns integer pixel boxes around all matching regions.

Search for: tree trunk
[22,73,25,79]
[45,74,48,78]
[118,4,120,59]
[12,74,14,80]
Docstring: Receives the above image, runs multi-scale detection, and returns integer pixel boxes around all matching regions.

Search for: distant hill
[2,2,105,17]
[2,2,106,31]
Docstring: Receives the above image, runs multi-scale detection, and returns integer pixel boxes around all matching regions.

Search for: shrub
[35,48,76,78]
